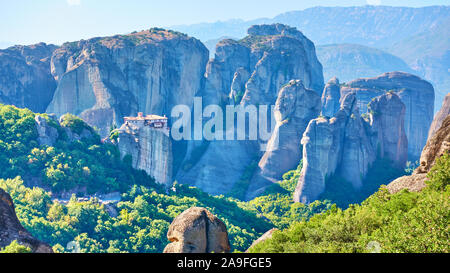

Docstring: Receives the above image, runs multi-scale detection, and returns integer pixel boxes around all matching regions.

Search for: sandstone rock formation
[428,93,450,140]
[163,207,231,253]
[387,114,450,194]
[247,80,321,199]
[340,72,434,160]
[321,77,341,117]
[294,92,408,203]
[246,228,278,253]
[0,188,53,253]
[117,122,172,185]
[177,24,324,198]
[0,43,57,113]
[46,28,208,137]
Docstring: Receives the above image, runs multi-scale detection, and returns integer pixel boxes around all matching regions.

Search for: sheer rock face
[339,72,435,160]
[117,123,172,185]
[294,92,408,203]
[247,80,321,199]
[0,43,58,113]
[388,114,450,194]
[428,93,450,140]
[416,115,450,175]
[46,29,209,137]
[246,228,278,253]
[35,114,59,146]
[163,207,230,253]
[0,188,53,253]
[177,24,324,198]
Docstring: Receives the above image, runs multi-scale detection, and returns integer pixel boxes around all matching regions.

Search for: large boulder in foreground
[0,188,53,253]
[163,207,231,253]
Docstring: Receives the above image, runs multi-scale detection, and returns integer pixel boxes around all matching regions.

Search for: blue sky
[1,0,449,46]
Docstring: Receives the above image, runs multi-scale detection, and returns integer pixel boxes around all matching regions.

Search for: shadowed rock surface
[321,77,341,117]
[0,43,58,112]
[295,92,408,203]
[368,92,408,168]
[246,228,278,253]
[0,188,53,253]
[428,93,450,140]
[163,207,231,253]
[387,114,450,194]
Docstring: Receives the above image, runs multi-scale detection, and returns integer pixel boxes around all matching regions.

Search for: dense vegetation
[0,104,159,194]
[249,153,449,253]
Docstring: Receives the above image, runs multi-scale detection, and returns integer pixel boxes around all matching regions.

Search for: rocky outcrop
[0,188,53,253]
[35,114,59,146]
[247,80,321,199]
[428,93,450,140]
[34,113,97,147]
[246,228,278,253]
[117,122,172,185]
[321,77,341,117]
[163,207,231,253]
[316,44,414,84]
[0,43,57,113]
[340,72,434,160]
[387,114,450,194]
[177,24,324,198]
[46,28,209,137]
[294,92,408,203]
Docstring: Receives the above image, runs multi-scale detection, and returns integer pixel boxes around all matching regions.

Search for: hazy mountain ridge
[172,5,449,112]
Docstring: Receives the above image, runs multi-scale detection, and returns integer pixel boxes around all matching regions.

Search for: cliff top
[59,27,199,51]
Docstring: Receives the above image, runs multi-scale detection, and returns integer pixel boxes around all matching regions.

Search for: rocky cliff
[0,43,57,113]
[316,44,414,84]
[34,113,96,147]
[164,207,231,253]
[387,114,450,194]
[325,72,434,160]
[321,77,341,117]
[0,188,53,253]
[46,28,208,137]
[294,91,408,203]
[248,80,321,199]
[117,122,172,186]
[428,93,450,140]
[177,24,324,198]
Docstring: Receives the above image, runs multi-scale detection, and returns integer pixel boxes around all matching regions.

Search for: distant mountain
[317,44,414,83]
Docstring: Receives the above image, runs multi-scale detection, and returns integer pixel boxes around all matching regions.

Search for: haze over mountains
[173,5,450,111]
